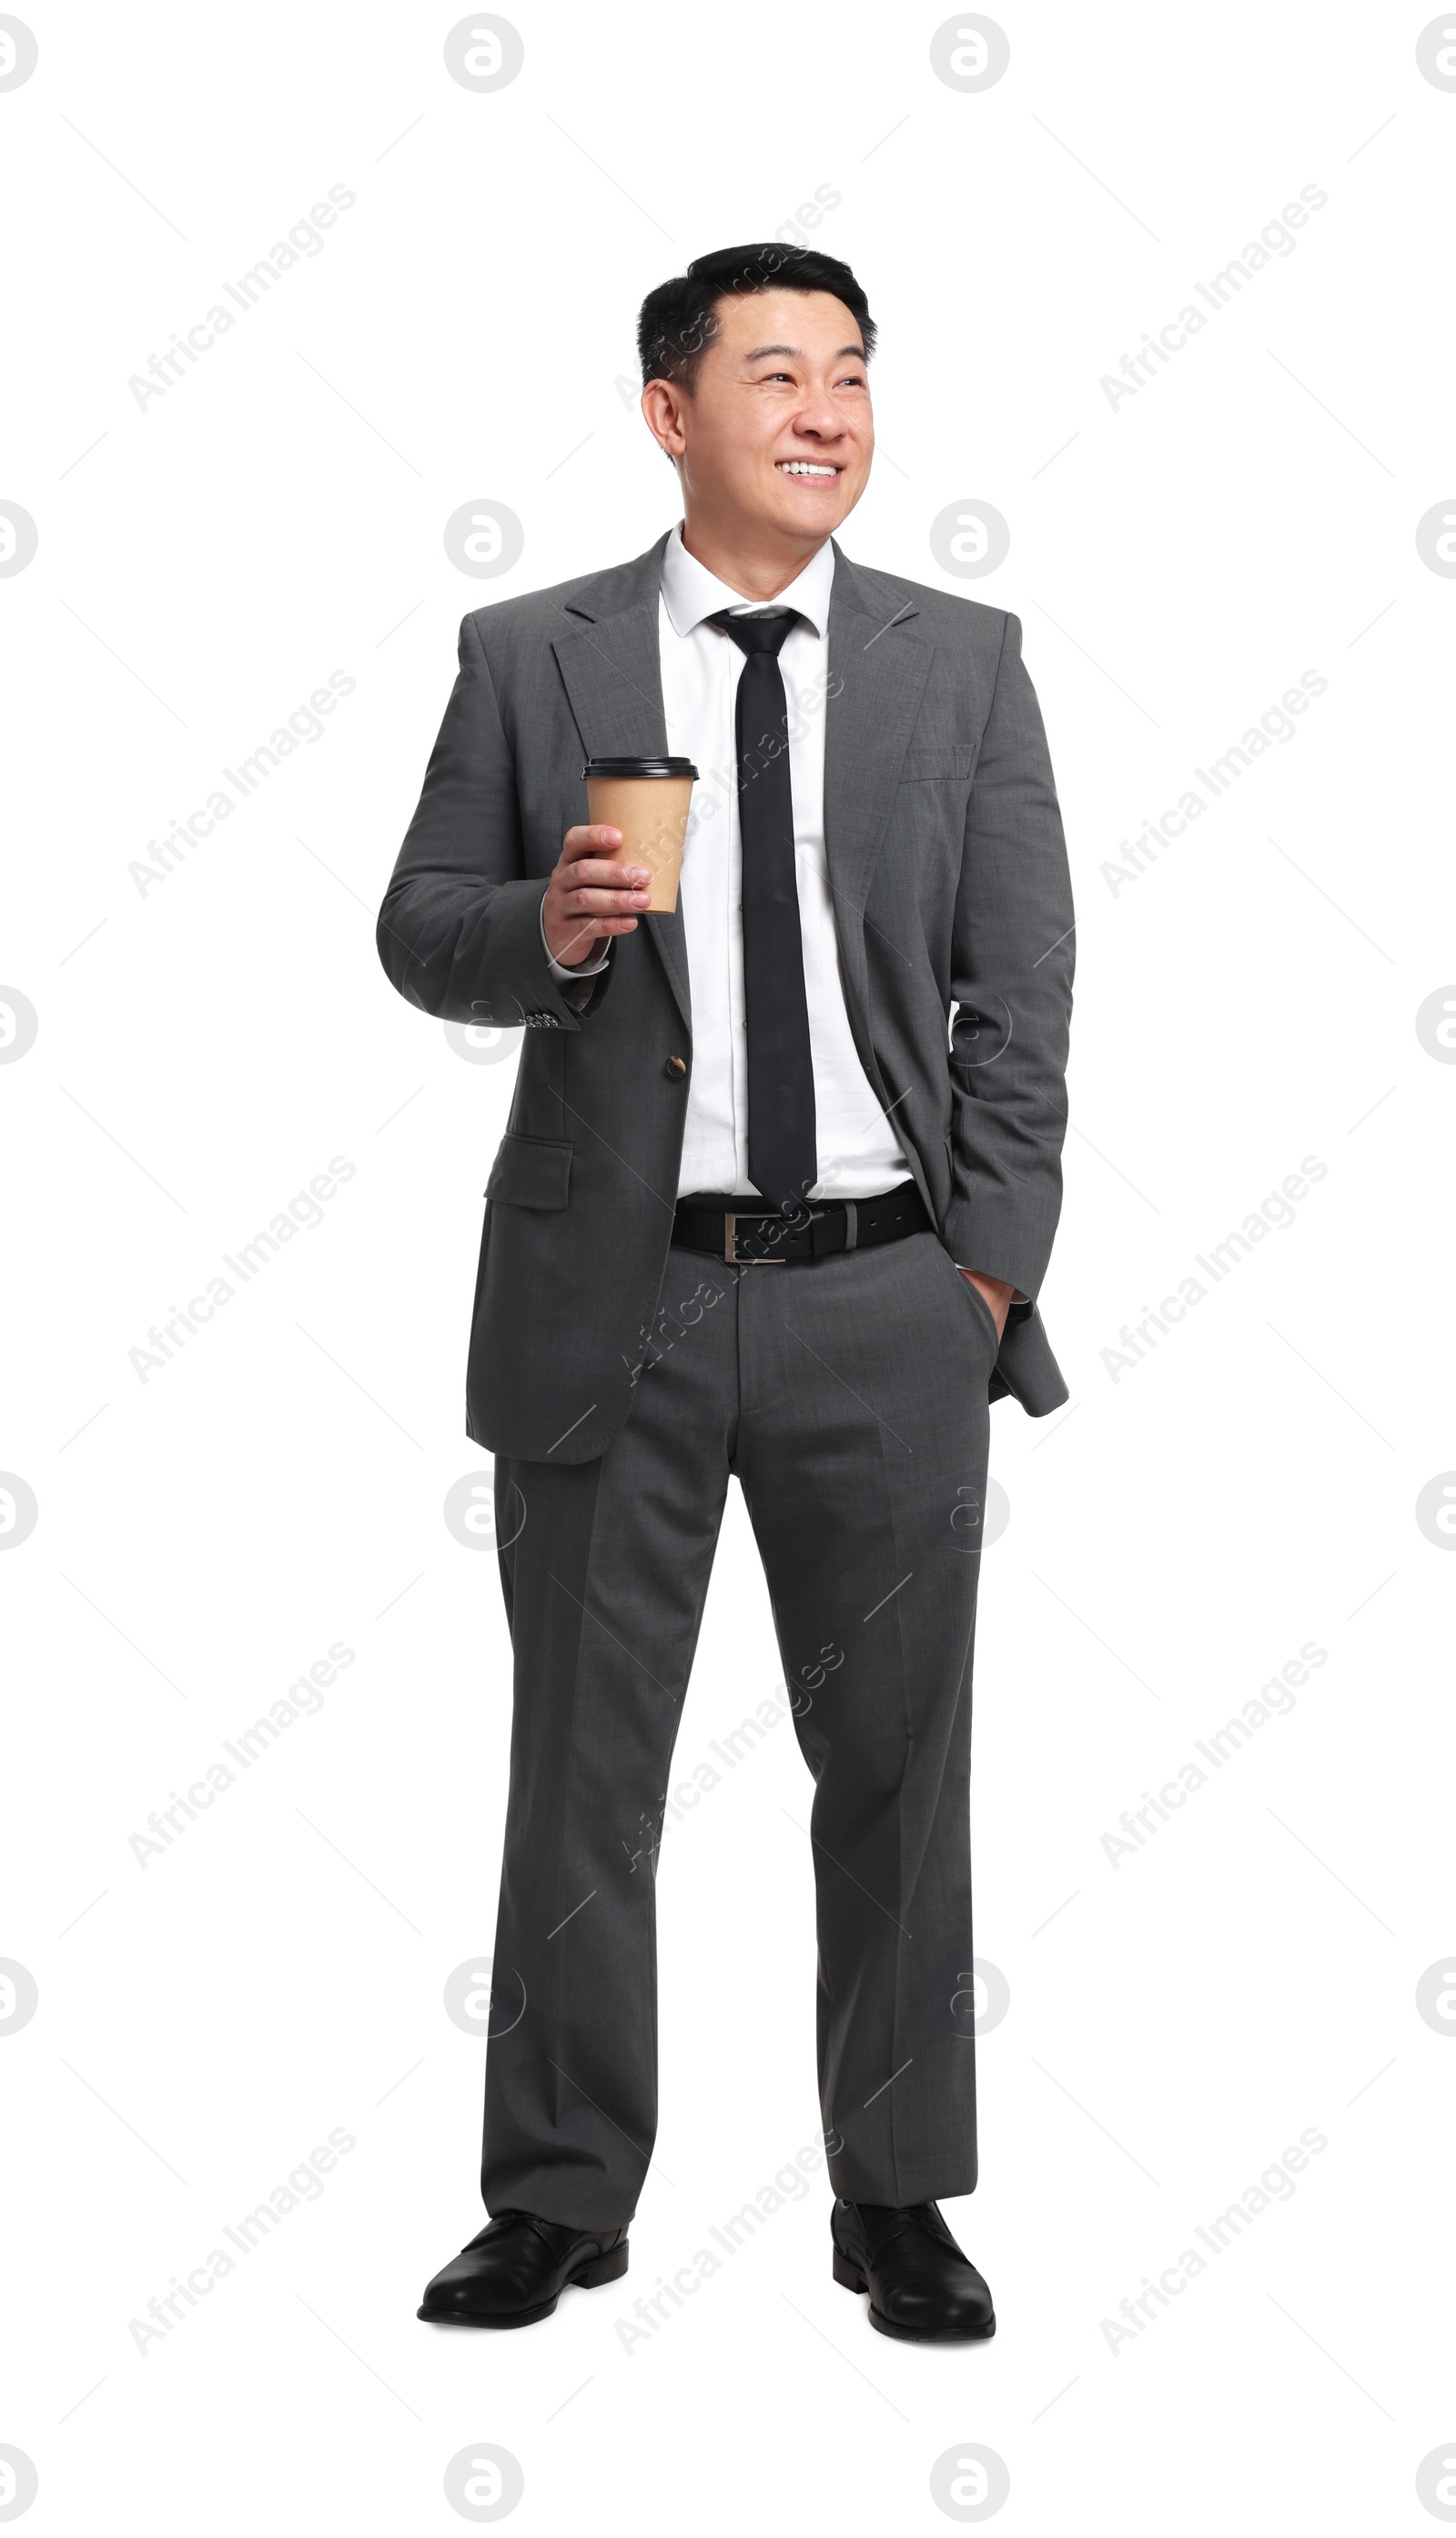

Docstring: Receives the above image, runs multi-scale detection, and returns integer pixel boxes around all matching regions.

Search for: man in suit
[378,243,1074,2342]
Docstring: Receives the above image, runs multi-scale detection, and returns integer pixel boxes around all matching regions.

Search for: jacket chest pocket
[898,746,976,784]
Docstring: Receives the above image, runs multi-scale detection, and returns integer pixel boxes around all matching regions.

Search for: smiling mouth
[776,460,842,479]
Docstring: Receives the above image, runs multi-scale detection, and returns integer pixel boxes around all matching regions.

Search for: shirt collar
[659,520,834,640]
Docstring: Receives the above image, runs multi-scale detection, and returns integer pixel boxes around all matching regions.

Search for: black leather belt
[672,1179,932,1266]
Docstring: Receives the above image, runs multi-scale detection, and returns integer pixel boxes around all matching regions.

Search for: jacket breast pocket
[485,1133,573,1210]
[899,747,976,784]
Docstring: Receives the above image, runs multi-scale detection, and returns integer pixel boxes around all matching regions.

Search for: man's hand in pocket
[959,1269,1014,1341]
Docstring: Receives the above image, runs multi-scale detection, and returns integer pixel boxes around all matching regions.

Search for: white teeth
[778,461,837,477]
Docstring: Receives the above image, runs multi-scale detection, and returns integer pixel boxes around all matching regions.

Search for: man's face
[645,287,874,541]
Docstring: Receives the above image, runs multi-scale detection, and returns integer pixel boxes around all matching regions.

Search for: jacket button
[663,1054,688,1079]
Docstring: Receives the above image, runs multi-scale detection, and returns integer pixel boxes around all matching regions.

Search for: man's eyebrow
[742,342,867,364]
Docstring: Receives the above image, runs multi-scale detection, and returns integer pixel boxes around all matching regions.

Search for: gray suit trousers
[480,1228,997,2227]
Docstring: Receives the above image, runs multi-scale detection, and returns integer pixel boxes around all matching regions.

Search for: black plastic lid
[582,756,699,780]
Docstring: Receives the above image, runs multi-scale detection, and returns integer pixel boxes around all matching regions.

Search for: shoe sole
[833,2248,996,2341]
[418,2240,629,2329]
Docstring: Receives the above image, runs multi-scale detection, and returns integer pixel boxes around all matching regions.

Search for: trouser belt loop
[843,1199,858,1254]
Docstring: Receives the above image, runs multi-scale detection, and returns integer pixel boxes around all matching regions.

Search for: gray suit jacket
[377,532,1075,1462]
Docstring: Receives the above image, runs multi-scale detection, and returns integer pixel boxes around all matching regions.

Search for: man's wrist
[956,1266,1017,1342]
[955,1268,1028,1305]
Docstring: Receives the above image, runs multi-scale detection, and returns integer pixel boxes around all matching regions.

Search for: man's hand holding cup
[541,825,651,969]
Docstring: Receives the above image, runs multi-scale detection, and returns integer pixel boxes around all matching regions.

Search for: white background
[4,3,1454,2530]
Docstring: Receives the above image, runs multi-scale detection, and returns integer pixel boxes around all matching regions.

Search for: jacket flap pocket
[486,1133,572,1210]
[899,746,976,783]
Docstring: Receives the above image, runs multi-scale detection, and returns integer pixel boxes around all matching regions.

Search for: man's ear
[641,378,687,461]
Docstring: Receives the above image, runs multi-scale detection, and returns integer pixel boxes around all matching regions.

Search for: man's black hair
[637,243,875,394]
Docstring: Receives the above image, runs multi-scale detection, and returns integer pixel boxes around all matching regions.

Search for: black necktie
[708,609,818,1213]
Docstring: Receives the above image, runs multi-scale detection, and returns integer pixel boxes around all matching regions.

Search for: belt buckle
[723,1211,784,1265]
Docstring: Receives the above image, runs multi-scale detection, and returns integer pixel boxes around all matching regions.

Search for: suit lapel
[824,546,934,1032]
[551,536,691,1034]
[821,561,936,1220]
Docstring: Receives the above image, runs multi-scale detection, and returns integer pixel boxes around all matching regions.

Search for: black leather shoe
[832,2198,995,2341]
[418,2210,629,2329]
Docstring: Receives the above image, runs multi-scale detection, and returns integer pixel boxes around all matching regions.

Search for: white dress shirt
[544,523,910,1202]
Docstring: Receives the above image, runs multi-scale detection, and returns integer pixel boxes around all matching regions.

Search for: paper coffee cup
[583,756,698,914]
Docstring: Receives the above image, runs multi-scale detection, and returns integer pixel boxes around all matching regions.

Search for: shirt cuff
[540,892,611,983]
